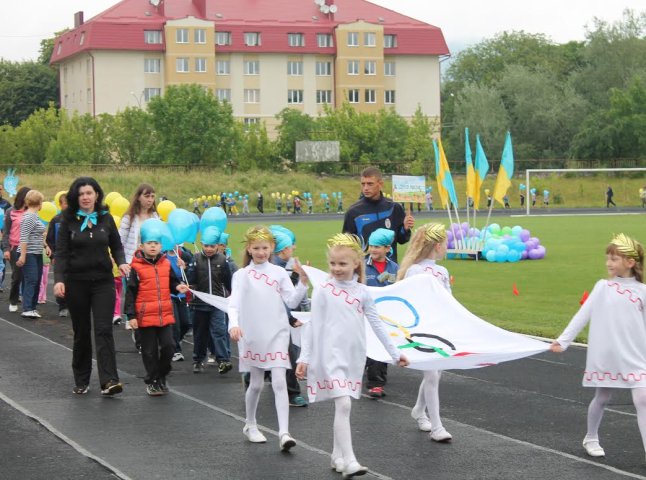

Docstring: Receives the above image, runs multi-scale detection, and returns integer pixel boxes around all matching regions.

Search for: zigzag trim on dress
[248,268,281,292]
[241,351,289,362]
[306,378,362,396]
[606,281,644,311]
[584,371,646,382]
[424,266,447,280]
[321,282,363,313]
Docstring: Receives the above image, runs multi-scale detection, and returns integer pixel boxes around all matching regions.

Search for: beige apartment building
[51,0,449,133]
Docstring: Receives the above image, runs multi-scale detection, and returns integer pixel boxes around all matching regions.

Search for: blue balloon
[0,208,5,226]
[201,226,221,246]
[140,218,172,245]
[167,209,194,245]
[485,250,496,262]
[200,207,228,234]
[161,226,176,252]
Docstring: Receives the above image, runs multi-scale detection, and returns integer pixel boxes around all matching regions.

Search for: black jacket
[186,251,232,311]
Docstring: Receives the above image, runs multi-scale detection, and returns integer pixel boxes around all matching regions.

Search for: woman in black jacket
[54,177,130,395]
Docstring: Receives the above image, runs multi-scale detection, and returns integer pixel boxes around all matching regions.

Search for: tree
[45,112,112,165]
[37,30,68,66]
[234,121,277,170]
[0,124,17,165]
[147,85,236,164]
[0,60,58,126]
[274,108,315,166]
[13,104,61,164]
[108,107,155,164]
[373,108,409,167]
[404,107,436,175]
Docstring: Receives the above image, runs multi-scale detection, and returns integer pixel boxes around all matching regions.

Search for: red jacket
[126,251,177,328]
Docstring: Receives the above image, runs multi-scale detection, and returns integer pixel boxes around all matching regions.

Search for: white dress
[556,276,646,388]
[298,275,400,402]
[405,259,451,293]
[228,261,307,372]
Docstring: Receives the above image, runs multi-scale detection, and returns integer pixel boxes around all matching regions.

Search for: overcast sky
[0,0,644,61]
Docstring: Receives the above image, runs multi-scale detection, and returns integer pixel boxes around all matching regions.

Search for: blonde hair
[25,190,44,208]
[397,223,447,280]
[606,233,644,283]
[241,225,274,267]
[327,233,366,283]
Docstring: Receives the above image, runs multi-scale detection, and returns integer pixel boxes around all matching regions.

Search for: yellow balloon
[109,196,130,217]
[54,190,67,209]
[111,214,122,228]
[188,198,194,204]
[105,191,121,207]
[157,200,176,222]
[207,195,213,201]
[201,195,207,201]
[38,201,58,223]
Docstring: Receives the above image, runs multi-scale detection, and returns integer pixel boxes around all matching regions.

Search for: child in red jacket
[125,220,183,396]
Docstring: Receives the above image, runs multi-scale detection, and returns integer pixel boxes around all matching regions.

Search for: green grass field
[222,214,645,343]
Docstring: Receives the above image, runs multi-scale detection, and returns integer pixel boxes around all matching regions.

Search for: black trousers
[140,325,174,384]
[66,278,119,388]
[286,338,301,398]
[365,357,388,389]
[9,246,23,305]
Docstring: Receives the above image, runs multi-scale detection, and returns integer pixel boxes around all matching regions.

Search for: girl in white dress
[397,223,453,442]
[296,233,408,478]
[228,226,308,451]
[551,233,646,459]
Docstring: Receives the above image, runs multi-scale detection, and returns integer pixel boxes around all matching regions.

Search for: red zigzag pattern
[241,351,289,362]
[321,282,363,313]
[424,266,447,281]
[248,268,281,292]
[606,281,644,311]
[585,371,646,382]
[307,378,362,395]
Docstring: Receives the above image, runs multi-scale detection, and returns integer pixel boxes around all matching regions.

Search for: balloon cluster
[481,224,546,262]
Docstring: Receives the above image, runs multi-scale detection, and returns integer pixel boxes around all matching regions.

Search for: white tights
[332,396,356,464]
[412,370,444,431]
[245,366,289,436]
[587,387,646,451]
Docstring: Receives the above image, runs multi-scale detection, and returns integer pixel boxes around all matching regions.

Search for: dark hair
[13,186,31,210]
[126,183,156,219]
[361,166,383,180]
[64,177,107,222]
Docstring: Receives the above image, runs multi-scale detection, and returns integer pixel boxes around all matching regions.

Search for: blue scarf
[77,210,100,232]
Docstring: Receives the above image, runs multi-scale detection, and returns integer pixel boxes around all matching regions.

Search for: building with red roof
[51,0,449,132]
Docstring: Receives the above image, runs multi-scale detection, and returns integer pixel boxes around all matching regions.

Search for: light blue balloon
[508,250,522,262]
[485,250,496,262]
[495,250,507,262]
[200,207,228,234]
[0,208,4,226]
[161,227,176,252]
[140,218,170,244]
[511,226,522,236]
[201,226,221,246]
[167,209,195,245]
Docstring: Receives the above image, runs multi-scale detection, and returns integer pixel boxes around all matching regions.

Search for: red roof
[51,0,449,63]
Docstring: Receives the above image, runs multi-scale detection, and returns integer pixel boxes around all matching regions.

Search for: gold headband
[610,233,643,261]
[243,226,274,244]
[421,223,447,243]
[327,233,365,256]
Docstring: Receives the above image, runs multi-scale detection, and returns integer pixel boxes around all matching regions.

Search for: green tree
[45,112,112,164]
[234,121,277,170]
[37,30,68,66]
[0,60,58,126]
[0,124,17,165]
[13,104,61,164]
[317,103,378,165]
[108,107,155,164]
[373,108,409,167]
[274,108,315,166]
[404,107,437,175]
[147,84,236,164]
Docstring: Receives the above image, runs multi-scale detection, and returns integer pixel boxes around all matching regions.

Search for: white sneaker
[430,427,453,442]
[243,424,267,443]
[279,433,296,452]
[331,457,345,473]
[582,437,605,457]
[32,310,41,318]
[21,310,40,319]
[172,352,185,362]
[411,411,433,432]
[9,304,18,312]
[342,461,368,478]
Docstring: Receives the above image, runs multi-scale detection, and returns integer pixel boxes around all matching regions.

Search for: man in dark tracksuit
[342,166,414,263]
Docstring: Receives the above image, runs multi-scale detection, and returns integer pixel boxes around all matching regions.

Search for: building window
[364,32,376,47]
[144,58,160,73]
[348,89,359,103]
[176,28,189,44]
[194,29,206,44]
[216,89,231,102]
[385,90,396,104]
[79,32,85,45]
[384,61,396,76]
[364,60,376,75]
[287,89,304,104]
[244,32,261,46]
[287,61,303,76]
[244,89,260,103]
[384,34,397,48]
[195,58,207,72]
[365,89,376,103]
[86,59,91,75]
[57,43,62,55]
[347,60,359,75]
[288,33,305,47]
[316,90,332,104]
[244,60,260,75]
[317,33,333,47]
[216,60,230,75]
[316,61,332,76]
[144,30,162,44]
[87,88,92,103]
[216,31,232,46]
[176,58,189,72]
[144,88,161,102]
[347,32,359,47]
[243,118,260,129]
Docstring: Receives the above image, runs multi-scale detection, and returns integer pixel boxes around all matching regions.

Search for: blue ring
[374,295,420,329]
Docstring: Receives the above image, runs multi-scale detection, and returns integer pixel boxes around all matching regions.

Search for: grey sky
[0,0,643,61]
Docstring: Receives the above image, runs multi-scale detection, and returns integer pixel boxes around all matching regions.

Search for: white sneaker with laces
[279,433,296,452]
[430,427,453,443]
[9,304,18,312]
[243,424,267,443]
[582,437,605,457]
[411,411,433,432]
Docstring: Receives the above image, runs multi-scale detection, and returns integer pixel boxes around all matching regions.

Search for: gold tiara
[610,233,643,261]
[327,233,365,256]
[243,226,274,244]
[422,223,447,243]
